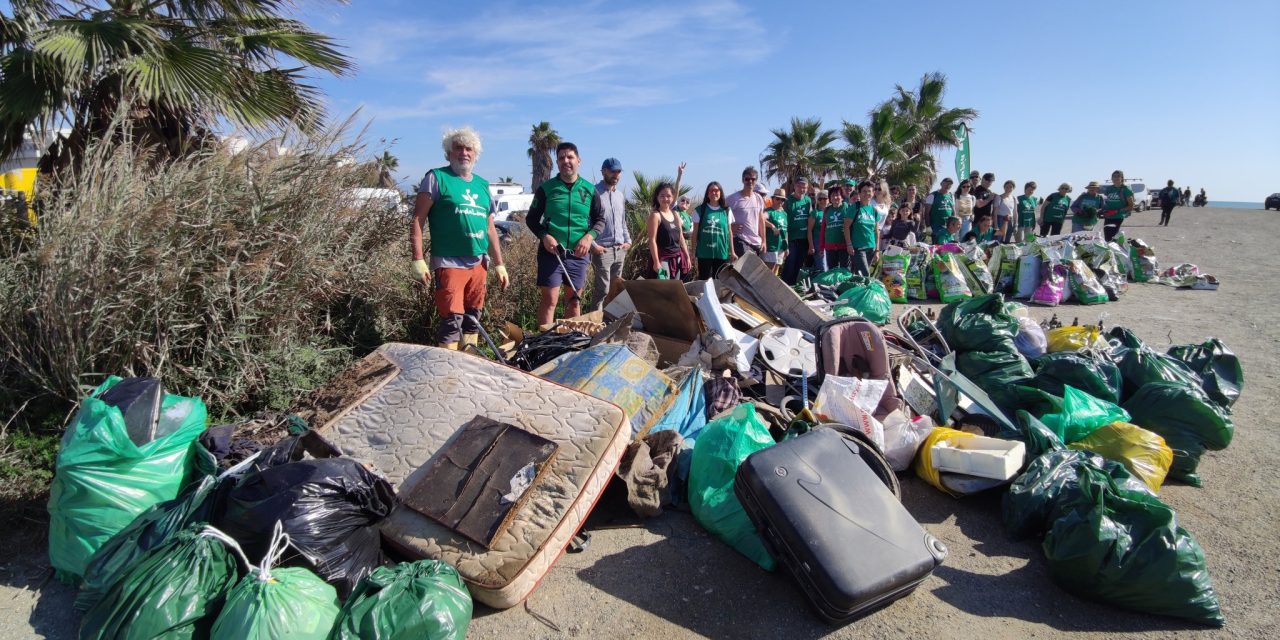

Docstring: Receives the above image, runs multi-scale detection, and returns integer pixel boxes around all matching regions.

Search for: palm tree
[374,151,399,189]
[526,121,559,188]
[883,72,978,184]
[760,117,838,189]
[838,104,924,183]
[0,0,353,176]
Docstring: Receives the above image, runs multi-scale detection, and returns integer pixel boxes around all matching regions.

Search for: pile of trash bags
[44,243,1241,632]
[47,378,473,639]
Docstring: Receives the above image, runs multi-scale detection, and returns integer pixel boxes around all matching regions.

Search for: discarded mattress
[309,343,628,608]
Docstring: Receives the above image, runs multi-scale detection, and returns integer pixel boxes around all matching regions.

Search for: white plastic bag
[1014,316,1047,359]
[813,376,889,451]
[1014,254,1042,299]
[882,413,934,471]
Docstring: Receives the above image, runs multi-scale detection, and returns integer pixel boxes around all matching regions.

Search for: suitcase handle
[815,423,901,499]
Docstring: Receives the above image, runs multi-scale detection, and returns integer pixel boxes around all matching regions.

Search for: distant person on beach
[1040,183,1072,236]
[1071,181,1105,233]
[644,180,691,281]
[589,157,630,310]
[526,141,605,327]
[926,177,957,240]
[1182,186,1191,206]
[1014,181,1039,243]
[410,127,510,350]
[691,181,736,277]
[1100,169,1135,241]
[781,176,814,284]
[1158,180,1180,226]
[1196,188,1208,207]
[727,166,766,258]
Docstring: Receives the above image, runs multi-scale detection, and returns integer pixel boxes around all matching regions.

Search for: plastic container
[930,435,1026,480]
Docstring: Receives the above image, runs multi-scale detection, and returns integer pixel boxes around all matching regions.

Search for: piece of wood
[400,417,558,549]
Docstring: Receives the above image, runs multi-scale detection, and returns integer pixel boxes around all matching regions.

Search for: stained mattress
[311,343,629,608]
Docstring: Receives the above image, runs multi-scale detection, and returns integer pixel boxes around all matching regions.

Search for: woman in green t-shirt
[691,181,737,277]
[1040,183,1072,236]
[763,188,789,274]
[1014,181,1039,243]
[1100,169,1135,242]
[822,187,850,269]
[844,181,879,277]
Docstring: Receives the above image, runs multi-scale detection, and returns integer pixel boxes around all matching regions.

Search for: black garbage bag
[215,457,395,597]
[936,294,1021,353]
[80,524,242,639]
[1003,450,1224,627]
[509,330,592,371]
[1167,338,1244,409]
[956,349,1033,397]
[1122,382,1233,487]
[1032,352,1123,405]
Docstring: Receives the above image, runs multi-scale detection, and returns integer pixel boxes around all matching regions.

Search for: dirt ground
[3,205,1276,639]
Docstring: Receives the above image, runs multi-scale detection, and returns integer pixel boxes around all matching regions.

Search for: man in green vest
[925,177,956,240]
[780,176,813,285]
[410,127,510,350]
[526,141,606,327]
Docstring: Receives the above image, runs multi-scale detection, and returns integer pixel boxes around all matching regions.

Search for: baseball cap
[601,158,622,171]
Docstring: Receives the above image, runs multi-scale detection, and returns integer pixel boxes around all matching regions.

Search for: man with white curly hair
[410,126,510,350]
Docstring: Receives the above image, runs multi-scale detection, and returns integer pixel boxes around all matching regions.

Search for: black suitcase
[735,427,947,624]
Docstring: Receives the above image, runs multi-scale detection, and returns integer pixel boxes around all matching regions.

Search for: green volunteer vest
[695,204,731,259]
[766,208,788,251]
[974,226,995,242]
[785,195,812,239]
[929,191,955,228]
[1102,185,1133,219]
[428,167,491,257]
[1044,193,1071,223]
[824,204,848,244]
[1074,193,1105,223]
[537,176,598,246]
[850,204,878,250]
[1016,195,1039,227]
[935,230,957,244]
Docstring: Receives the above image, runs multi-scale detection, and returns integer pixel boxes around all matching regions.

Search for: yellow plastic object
[1069,421,1173,493]
[1046,325,1107,353]
[1,168,39,225]
[913,427,977,497]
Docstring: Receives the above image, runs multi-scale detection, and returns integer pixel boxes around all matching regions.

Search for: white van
[495,193,534,220]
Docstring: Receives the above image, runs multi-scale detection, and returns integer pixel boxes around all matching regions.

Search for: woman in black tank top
[646,182,691,280]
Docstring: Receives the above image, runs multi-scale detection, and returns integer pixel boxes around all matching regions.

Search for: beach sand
[3,205,1276,639]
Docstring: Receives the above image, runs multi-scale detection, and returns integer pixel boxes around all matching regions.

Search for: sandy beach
[3,204,1276,639]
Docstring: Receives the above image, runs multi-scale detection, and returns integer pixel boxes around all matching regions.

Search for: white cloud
[358,0,771,121]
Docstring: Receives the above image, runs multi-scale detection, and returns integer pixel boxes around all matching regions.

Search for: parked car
[1129,182,1151,211]
[1265,193,1280,210]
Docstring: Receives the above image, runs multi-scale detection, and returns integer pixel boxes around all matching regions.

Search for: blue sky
[264,1,1275,200]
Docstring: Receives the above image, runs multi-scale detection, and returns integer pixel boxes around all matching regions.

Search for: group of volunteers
[409,127,1178,346]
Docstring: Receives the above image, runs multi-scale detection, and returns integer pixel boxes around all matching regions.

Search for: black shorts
[536,245,589,289]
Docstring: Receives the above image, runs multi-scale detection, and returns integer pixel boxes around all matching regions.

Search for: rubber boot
[440,341,459,350]
[462,334,479,351]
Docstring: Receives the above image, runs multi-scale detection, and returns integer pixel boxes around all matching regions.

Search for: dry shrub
[0,132,426,417]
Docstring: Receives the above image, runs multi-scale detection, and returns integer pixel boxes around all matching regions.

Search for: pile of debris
[43,249,1241,634]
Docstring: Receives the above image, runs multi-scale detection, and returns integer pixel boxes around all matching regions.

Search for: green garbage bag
[833,276,891,325]
[80,525,241,640]
[211,527,341,640]
[955,350,1033,397]
[1111,346,1202,402]
[1039,385,1130,444]
[1004,450,1224,627]
[1032,352,1124,404]
[689,403,776,570]
[1045,456,1224,626]
[329,560,472,640]
[1167,338,1243,409]
[1122,381,1233,487]
[987,385,1063,423]
[76,475,220,612]
[48,376,207,582]
[991,409,1066,462]
[812,267,854,287]
[936,294,1020,353]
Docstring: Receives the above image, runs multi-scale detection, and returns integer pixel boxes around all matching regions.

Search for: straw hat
[1086,181,1101,188]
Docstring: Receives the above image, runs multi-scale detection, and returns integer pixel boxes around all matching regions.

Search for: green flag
[954,124,970,182]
